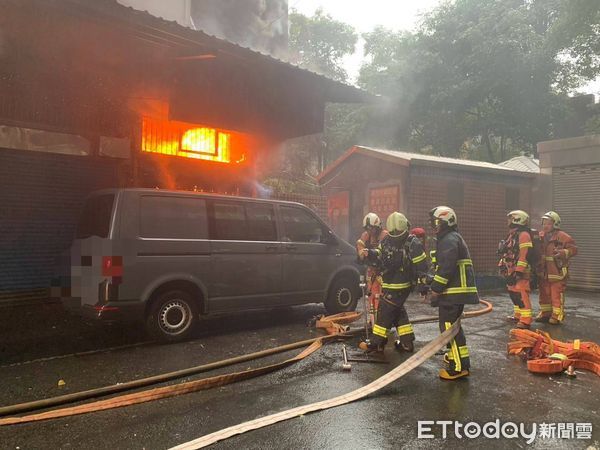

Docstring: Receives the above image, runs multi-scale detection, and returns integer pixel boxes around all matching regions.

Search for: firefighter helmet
[362,212,381,229]
[542,211,561,229]
[386,212,409,238]
[429,206,457,227]
[507,210,529,227]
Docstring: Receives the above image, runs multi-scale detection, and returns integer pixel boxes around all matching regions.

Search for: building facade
[318,146,535,276]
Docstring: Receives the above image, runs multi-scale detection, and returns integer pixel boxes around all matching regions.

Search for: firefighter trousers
[508,279,532,326]
[438,304,470,372]
[538,279,566,322]
[371,289,414,346]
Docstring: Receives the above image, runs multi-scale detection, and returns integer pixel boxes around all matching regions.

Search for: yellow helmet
[542,211,561,229]
[362,212,381,229]
[507,210,529,227]
[386,212,409,237]
[429,206,457,227]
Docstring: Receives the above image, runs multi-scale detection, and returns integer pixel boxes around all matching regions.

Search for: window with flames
[141,117,233,163]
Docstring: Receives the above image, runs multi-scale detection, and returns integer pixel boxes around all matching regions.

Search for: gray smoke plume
[191,0,288,58]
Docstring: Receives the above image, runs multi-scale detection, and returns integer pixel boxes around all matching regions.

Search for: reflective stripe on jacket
[539,230,577,282]
[430,229,479,305]
[375,235,429,291]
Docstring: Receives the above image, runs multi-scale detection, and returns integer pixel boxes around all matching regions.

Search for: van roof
[87,188,309,208]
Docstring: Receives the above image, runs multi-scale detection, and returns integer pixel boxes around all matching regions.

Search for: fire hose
[0,300,492,428]
[171,321,462,449]
[508,328,600,377]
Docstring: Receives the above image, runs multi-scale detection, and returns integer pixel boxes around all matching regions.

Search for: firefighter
[356,213,388,325]
[427,206,478,380]
[359,212,428,353]
[498,210,534,329]
[536,211,577,324]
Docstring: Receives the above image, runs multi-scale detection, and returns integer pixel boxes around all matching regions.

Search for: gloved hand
[429,291,440,307]
[418,284,430,297]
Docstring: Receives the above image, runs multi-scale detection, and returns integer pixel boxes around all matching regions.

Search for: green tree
[359,0,598,162]
[288,8,358,81]
[263,9,360,194]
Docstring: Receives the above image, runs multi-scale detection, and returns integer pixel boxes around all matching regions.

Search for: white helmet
[429,206,457,227]
[542,211,561,229]
[507,210,530,227]
[363,212,381,229]
[386,212,409,238]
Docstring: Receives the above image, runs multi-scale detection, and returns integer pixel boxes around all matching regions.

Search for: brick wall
[408,165,532,274]
[0,148,120,296]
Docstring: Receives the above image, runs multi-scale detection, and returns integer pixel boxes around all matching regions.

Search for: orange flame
[142,117,232,163]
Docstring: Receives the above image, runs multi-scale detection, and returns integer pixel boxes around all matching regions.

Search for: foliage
[288,8,358,82]
[358,0,599,162]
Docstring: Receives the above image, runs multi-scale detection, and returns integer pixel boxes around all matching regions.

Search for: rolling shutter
[553,164,600,290]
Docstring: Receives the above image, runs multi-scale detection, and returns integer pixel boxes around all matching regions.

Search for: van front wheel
[324,276,359,315]
[146,290,199,343]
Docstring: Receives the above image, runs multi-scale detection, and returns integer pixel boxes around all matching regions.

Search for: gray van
[57,189,360,342]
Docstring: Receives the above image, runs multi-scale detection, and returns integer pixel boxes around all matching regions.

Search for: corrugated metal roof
[64,0,375,104]
[318,145,536,182]
[498,155,540,173]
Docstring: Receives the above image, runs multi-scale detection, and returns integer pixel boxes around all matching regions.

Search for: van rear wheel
[146,290,199,343]
[324,276,359,315]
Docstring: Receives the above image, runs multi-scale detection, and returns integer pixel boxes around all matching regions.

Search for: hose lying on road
[0,331,357,418]
[0,300,492,424]
[169,320,463,450]
[0,340,326,426]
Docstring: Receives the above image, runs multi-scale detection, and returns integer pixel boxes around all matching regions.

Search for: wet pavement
[0,291,598,449]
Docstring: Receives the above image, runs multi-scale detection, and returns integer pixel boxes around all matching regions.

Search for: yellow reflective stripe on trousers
[373,324,388,338]
[545,256,555,261]
[540,304,552,312]
[520,309,532,318]
[433,275,448,285]
[513,305,521,313]
[381,282,412,289]
[445,322,461,372]
[458,345,469,358]
[397,324,414,336]
[412,253,426,264]
[517,261,528,267]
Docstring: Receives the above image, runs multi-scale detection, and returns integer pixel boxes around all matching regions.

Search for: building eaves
[318,145,536,184]
[63,0,376,104]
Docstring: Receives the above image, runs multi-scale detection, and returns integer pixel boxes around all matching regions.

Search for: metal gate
[553,164,600,290]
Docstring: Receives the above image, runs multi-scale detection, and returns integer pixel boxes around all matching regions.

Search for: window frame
[207,199,279,242]
[138,195,209,240]
[278,204,331,244]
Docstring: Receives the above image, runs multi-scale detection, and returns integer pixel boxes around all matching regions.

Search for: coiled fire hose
[0,300,492,429]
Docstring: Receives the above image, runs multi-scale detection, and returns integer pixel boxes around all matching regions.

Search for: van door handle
[285,244,298,251]
[265,245,279,251]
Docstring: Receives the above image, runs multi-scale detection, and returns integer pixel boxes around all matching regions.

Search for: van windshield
[76,194,115,239]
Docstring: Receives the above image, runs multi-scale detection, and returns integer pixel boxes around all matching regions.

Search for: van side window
[211,201,277,241]
[280,206,325,243]
[140,196,208,239]
[212,202,246,240]
[246,203,277,241]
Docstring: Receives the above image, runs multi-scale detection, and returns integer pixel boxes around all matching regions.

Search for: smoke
[190,0,288,58]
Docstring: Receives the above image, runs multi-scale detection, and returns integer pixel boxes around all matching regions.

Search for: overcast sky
[291,0,599,97]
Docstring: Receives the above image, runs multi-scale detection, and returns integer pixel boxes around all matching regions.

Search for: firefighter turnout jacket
[357,229,388,265]
[370,234,429,291]
[539,230,578,282]
[429,228,478,305]
[498,227,533,280]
